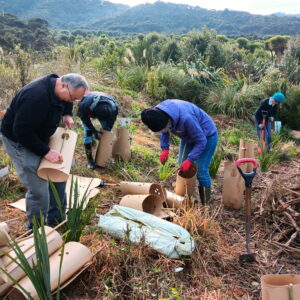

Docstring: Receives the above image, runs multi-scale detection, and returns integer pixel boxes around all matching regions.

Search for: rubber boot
[198,186,211,205]
[84,143,96,169]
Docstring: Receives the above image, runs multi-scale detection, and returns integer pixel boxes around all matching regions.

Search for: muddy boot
[198,186,211,205]
[84,143,96,169]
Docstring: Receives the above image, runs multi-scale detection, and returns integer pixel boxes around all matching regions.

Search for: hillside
[0,14,52,50]
[2,0,300,35]
[91,2,300,35]
[1,0,129,29]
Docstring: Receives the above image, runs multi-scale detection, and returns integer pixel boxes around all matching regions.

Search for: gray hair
[61,73,89,91]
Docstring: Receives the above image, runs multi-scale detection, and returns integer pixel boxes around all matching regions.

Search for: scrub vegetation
[0,19,300,300]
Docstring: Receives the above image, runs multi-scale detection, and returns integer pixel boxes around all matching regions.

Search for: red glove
[160,150,169,164]
[180,160,192,172]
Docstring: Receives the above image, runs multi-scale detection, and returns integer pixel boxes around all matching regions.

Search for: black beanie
[141,108,169,132]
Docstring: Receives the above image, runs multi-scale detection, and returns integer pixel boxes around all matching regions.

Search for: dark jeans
[178,132,218,187]
[2,135,67,228]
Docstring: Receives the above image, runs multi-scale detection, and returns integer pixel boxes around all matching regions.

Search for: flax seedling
[0,213,62,300]
[159,161,176,181]
[50,176,96,242]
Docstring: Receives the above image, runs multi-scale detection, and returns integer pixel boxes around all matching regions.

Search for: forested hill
[92,2,300,35]
[1,0,129,29]
[2,0,300,35]
[0,14,52,50]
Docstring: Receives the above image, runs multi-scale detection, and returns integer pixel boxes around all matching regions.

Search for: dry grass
[1,73,300,299]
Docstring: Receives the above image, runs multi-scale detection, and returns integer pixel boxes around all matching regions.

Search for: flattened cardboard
[9,176,101,213]
[112,128,131,161]
[0,227,62,285]
[8,242,93,300]
[119,194,164,217]
[9,198,26,212]
[65,176,101,210]
[37,128,77,182]
[222,160,245,209]
[95,130,114,167]
[0,223,9,233]
[261,274,300,300]
[0,230,10,247]
[0,282,11,298]
[174,163,197,198]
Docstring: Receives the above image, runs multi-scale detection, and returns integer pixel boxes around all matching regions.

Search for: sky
[108,0,300,15]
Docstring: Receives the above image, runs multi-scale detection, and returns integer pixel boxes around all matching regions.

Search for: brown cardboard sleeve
[221,160,245,209]
[112,128,131,161]
[95,130,114,167]
[174,163,197,198]
[261,274,300,300]
[119,194,164,217]
[37,128,77,182]
[8,242,93,300]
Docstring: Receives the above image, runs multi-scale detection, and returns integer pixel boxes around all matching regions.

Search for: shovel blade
[239,253,256,264]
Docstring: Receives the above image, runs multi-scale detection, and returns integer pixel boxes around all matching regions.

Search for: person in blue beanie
[254,92,285,152]
[78,91,118,169]
[141,99,218,205]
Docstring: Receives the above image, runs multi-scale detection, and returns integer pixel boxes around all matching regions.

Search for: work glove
[159,150,169,164]
[180,160,192,172]
[269,116,274,122]
[258,124,264,129]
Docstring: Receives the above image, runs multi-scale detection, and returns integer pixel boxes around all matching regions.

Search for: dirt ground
[0,121,300,300]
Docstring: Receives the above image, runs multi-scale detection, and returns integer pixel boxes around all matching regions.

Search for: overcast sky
[108,0,300,15]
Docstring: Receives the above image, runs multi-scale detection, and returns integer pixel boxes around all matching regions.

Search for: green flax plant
[158,158,177,181]
[258,133,282,172]
[209,142,224,178]
[50,176,96,243]
[0,214,60,300]
[258,148,281,172]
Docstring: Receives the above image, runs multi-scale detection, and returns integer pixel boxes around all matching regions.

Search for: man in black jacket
[77,91,118,169]
[254,92,285,152]
[1,73,88,228]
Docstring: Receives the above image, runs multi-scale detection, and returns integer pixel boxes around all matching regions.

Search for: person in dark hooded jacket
[141,99,218,205]
[1,73,88,228]
[254,92,285,152]
[78,91,118,169]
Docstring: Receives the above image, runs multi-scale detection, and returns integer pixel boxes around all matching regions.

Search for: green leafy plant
[221,128,244,146]
[159,161,177,181]
[258,147,281,172]
[209,143,224,178]
[50,177,96,242]
[123,65,148,92]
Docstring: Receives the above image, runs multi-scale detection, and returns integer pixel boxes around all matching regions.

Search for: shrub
[123,65,148,92]
[259,67,288,97]
[155,64,203,103]
[277,84,300,130]
[206,80,264,120]
[146,67,167,100]
[283,36,300,83]
[221,128,244,146]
